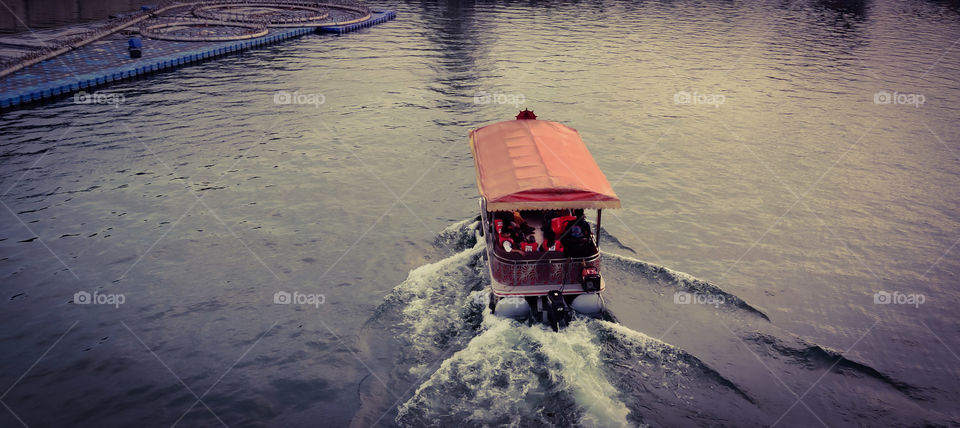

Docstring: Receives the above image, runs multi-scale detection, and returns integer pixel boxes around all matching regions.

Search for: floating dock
[0,5,396,110]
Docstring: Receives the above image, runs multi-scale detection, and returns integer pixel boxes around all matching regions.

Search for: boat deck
[489,273,605,297]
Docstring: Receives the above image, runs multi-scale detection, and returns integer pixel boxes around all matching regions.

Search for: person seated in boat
[561,224,595,258]
[504,221,523,244]
[541,237,563,252]
[573,215,591,238]
[519,234,538,252]
[571,224,585,239]
[493,218,505,235]
[511,211,535,234]
[550,213,578,239]
[495,218,516,253]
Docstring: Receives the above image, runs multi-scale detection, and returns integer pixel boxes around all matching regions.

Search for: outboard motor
[545,290,569,332]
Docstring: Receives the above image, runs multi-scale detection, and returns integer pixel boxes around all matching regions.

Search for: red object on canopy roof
[516,109,537,120]
[469,118,621,211]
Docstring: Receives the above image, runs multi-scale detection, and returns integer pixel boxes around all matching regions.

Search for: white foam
[434,217,480,251]
[527,319,631,428]
[397,315,547,427]
[388,239,487,375]
[398,313,634,427]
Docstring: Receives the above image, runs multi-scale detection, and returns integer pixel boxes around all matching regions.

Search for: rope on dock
[139,18,270,41]
[192,2,331,27]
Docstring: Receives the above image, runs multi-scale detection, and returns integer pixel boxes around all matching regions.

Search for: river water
[1,0,959,426]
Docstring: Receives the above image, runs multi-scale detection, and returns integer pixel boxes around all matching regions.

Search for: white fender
[571,293,604,315]
[494,296,530,320]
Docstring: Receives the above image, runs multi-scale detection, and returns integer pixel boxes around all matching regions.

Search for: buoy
[128,37,142,59]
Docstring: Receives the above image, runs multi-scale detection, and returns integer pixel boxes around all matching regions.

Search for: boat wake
[351,218,938,427]
[600,250,769,321]
[743,332,925,399]
[397,314,630,427]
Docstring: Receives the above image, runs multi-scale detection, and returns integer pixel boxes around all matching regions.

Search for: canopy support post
[595,209,602,249]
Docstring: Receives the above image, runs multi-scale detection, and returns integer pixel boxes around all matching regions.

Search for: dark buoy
[128,37,142,59]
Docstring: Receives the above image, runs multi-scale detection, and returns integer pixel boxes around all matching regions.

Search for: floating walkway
[0,9,396,110]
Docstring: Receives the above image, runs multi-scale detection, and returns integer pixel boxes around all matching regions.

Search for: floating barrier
[320,9,396,34]
[0,10,395,110]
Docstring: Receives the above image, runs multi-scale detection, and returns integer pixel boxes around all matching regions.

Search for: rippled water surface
[1,0,959,426]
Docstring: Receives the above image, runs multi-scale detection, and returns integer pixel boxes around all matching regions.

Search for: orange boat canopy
[470,119,621,212]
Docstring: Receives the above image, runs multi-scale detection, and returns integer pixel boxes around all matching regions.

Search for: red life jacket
[551,215,577,237]
[542,240,563,252]
[520,241,537,252]
[499,236,514,252]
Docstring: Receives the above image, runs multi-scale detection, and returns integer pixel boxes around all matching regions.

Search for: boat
[470,109,621,331]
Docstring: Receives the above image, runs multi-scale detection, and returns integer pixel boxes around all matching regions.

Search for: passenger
[513,210,525,227]
[541,238,563,252]
[512,211,535,236]
[570,225,584,239]
[574,216,591,238]
[501,237,515,252]
[520,235,538,252]
[551,214,577,238]
[506,221,524,244]
[497,217,516,253]
[561,225,594,258]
